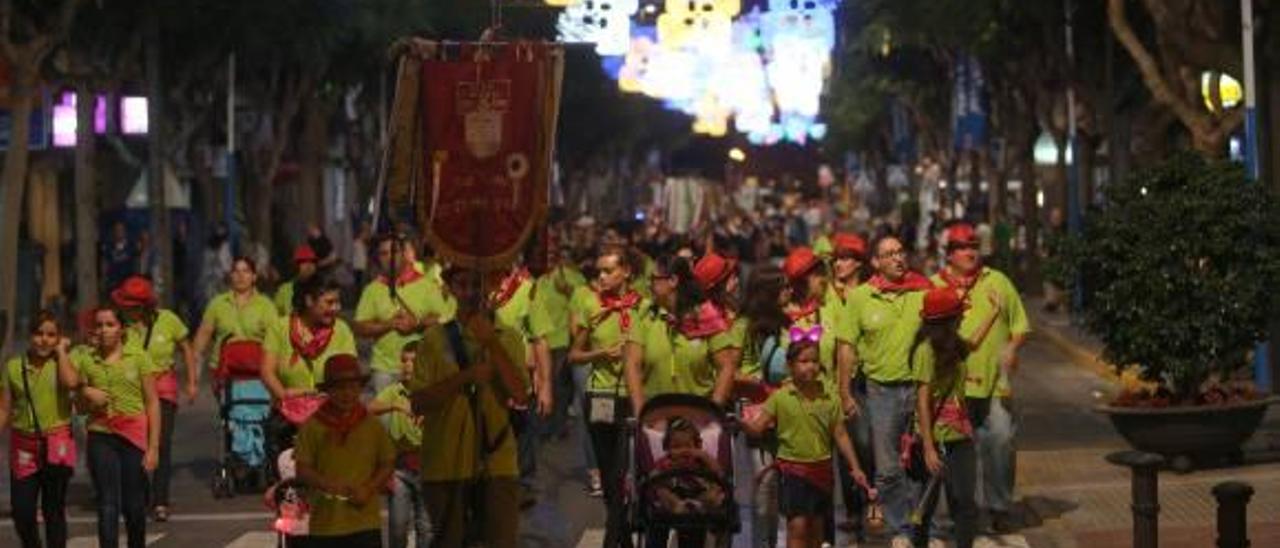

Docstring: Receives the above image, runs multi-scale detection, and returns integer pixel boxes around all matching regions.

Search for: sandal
[866,503,884,528]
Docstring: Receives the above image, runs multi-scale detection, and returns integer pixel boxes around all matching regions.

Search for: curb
[1031,317,1119,385]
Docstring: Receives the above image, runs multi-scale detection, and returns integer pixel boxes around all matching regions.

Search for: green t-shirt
[2,355,73,434]
[633,309,710,398]
[571,287,645,394]
[812,234,833,257]
[532,266,587,350]
[374,382,421,452]
[273,280,296,316]
[847,285,926,383]
[263,317,358,391]
[763,383,841,462]
[79,347,164,427]
[294,414,395,536]
[782,298,849,394]
[125,309,189,371]
[930,268,1031,398]
[355,276,456,374]
[409,323,528,481]
[200,291,279,367]
[494,277,535,342]
[910,343,971,443]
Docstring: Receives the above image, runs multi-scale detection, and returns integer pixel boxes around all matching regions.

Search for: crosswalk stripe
[974,534,1032,548]
[224,531,280,547]
[68,533,165,547]
[576,527,606,548]
[0,511,276,527]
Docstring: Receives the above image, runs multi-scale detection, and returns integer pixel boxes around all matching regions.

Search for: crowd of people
[1,201,1029,548]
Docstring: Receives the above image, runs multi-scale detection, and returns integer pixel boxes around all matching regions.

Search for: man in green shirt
[846,235,932,546]
[932,222,1029,532]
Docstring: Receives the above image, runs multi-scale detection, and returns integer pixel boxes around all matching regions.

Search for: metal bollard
[1212,481,1254,548]
[1106,451,1164,548]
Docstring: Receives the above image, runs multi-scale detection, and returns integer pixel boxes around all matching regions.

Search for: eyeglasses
[877,249,907,259]
[650,274,674,282]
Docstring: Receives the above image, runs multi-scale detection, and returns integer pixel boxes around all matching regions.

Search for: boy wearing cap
[294,354,395,548]
[931,222,1029,532]
[275,245,320,316]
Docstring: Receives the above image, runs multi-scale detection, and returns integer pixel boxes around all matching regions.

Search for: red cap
[832,233,867,258]
[110,276,156,308]
[945,223,979,247]
[319,354,369,389]
[921,287,966,320]
[293,245,318,264]
[693,252,736,291]
[783,247,820,281]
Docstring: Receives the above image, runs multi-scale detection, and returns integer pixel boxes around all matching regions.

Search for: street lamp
[728,147,746,162]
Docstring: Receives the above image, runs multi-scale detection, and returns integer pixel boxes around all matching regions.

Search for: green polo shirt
[782,299,849,394]
[263,317,357,391]
[355,276,456,374]
[125,309,189,371]
[79,347,164,427]
[571,287,645,394]
[812,234,833,257]
[201,291,278,367]
[532,266,587,350]
[494,277,535,342]
[764,383,841,462]
[2,355,73,434]
[409,323,527,481]
[930,268,1031,398]
[294,413,395,536]
[374,382,421,452]
[631,309,705,398]
[847,285,926,383]
[910,343,970,443]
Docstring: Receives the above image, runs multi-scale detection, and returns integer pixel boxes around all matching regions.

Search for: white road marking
[224,531,280,547]
[68,532,165,547]
[577,527,606,548]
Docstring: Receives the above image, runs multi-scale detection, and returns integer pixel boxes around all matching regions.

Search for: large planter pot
[1096,396,1279,472]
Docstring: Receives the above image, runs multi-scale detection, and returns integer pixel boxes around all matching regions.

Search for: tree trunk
[0,78,35,352]
[74,85,100,311]
[299,93,331,229]
[146,11,172,306]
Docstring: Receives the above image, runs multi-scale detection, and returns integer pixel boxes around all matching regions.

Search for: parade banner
[387,40,563,270]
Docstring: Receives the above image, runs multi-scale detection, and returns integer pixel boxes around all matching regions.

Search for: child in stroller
[632,394,737,548]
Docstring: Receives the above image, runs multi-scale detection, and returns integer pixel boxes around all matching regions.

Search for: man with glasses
[845,235,933,548]
[932,223,1029,533]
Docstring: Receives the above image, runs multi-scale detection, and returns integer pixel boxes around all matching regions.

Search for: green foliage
[1066,153,1280,401]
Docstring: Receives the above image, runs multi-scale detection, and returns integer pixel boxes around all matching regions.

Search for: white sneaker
[890,536,913,548]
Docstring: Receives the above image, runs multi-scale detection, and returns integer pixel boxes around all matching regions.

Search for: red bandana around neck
[785,300,820,323]
[940,267,981,291]
[490,267,530,309]
[313,400,369,444]
[677,301,731,339]
[378,265,424,288]
[289,315,334,366]
[597,290,642,331]
[868,272,933,294]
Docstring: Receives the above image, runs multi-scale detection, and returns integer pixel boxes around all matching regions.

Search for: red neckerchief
[289,315,334,366]
[939,266,981,291]
[785,300,820,323]
[596,290,642,331]
[377,265,425,288]
[867,272,933,293]
[490,267,530,309]
[313,400,369,445]
[677,301,731,339]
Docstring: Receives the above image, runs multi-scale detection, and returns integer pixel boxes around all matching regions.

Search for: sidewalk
[1017,296,1280,548]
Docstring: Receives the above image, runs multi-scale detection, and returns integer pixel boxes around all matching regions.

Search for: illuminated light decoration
[715,10,775,137]
[657,0,741,55]
[558,0,640,56]
[728,147,746,162]
[617,25,660,94]
[691,92,731,136]
[1200,71,1242,112]
[762,0,834,127]
[544,0,582,6]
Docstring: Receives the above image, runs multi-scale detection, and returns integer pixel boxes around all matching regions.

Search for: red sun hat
[110,276,156,308]
[293,244,318,264]
[832,232,867,258]
[693,252,736,291]
[783,247,820,281]
[319,354,370,389]
[945,223,979,248]
[921,287,966,321]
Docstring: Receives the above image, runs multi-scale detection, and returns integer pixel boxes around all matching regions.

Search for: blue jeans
[516,407,538,491]
[87,432,148,548]
[386,468,431,548]
[866,380,919,538]
[967,397,1017,514]
[837,380,875,539]
[570,364,598,471]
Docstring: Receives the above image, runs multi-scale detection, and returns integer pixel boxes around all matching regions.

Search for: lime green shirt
[273,280,296,316]
[930,268,1030,398]
[494,277,535,342]
[374,382,421,451]
[263,317,357,391]
[2,355,73,434]
[532,266,587,350]
[294,414,395,536]
[910,343,971,443]
[409,323,528,481]
[571,287,645,394]
[125,309,189,372]
[812,234,833,257]
[847,285,925,383]
[763,383,842,462]
[355,277,456,374]
[783,299,849,393]
[201,291,278,367]
[79,347,163,428]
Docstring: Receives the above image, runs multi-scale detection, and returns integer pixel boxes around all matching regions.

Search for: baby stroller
[211,339,274,498]
[626,393,740,547]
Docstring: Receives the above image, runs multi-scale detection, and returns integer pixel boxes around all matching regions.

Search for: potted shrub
[1065,152,1280,471]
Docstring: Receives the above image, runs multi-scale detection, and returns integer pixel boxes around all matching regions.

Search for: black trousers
[87,432,148,548]
[151,400,178,506]
[10,464,73,548]
[585,397,630,548]
[296,529,381,548]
